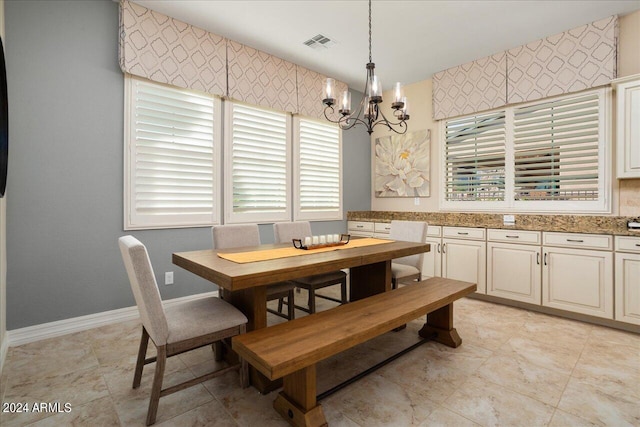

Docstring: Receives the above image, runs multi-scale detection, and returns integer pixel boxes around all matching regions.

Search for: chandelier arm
[371,109,409,134]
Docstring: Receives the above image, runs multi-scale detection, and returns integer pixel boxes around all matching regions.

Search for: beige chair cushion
[165,297,248,344]
[392,263,420,280]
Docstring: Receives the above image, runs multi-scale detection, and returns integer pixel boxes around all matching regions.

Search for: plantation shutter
[295,119,342,220]
[127,76,217,229]
[444,111,506,202]
[227,103,290,222]
[513,92,601,201]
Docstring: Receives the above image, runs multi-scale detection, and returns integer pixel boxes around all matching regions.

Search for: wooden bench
[232,277,476,427]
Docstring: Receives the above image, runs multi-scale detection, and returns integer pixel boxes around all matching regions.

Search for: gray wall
[5,0,370,330]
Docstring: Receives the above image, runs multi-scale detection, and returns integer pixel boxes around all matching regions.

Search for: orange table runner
[217,238,393,263]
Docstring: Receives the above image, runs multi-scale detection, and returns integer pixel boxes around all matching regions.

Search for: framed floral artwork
[375,129,430,197]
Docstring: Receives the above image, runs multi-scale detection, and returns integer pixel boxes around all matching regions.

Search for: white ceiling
[132,0,639,90]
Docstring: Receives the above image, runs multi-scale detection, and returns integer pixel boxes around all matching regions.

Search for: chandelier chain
[368,0,372,63]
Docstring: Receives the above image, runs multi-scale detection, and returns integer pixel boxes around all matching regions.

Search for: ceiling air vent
[303,34,336,50]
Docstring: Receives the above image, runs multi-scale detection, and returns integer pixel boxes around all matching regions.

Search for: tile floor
[1,290,639,427]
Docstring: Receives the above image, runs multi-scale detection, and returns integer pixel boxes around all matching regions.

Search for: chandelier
[322,0,409,135]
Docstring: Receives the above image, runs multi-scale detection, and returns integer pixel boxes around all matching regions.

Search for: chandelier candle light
[322,0,409,135]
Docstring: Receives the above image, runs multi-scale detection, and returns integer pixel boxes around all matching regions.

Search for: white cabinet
[373,222,392,239]
[612,74,640,178]
[347,221,374,237]
[423,226,442,279]
[542,232,613,319]
[442,227,486,294]
[615,236,640,325]
[487,229,542,304]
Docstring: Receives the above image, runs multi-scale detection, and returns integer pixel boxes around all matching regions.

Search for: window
[124,75,221,229]
[125,77,344,229]
[294,118,342,221]
[441,88,610,213]
[224,102,291,223]
[443,111,506,202]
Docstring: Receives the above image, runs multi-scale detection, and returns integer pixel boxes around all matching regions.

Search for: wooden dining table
[172,237,430,392]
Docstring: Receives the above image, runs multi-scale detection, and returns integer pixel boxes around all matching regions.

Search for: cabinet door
[422,237,442,279]
[442,238,486,293]
[487,242,541,304]
[542,247,613,319]
[616,78,640,178]
[615,252,640,325]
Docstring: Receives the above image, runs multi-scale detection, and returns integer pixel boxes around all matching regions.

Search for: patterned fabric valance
[433,15,618,120]
[432,53,507,120]
[227,40,298,113]
[507,15,617,104]
[296,66,348,120]
[119,0,227,96]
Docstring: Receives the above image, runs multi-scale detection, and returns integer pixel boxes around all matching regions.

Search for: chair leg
[213,341,223,362]
[341,280,348,304]
[146,345,166,426]
[308,288,316,314]
[287,289,295,320]
[278,297,284,313]
[133,327,150,389]
[239,324,249,388]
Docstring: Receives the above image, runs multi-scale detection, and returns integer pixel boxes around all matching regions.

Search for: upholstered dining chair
[389,220,428,289]
[118,236,248,426]
[212,224,296,320]
[273,221,348,314]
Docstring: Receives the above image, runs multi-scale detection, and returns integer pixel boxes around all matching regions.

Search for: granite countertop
[347,211,640,237]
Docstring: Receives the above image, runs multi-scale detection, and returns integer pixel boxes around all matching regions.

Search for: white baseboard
[6,291,218,348]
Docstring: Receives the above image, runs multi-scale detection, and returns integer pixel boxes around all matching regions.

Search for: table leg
[222,287,282,393]
[418,303,462,348]
[274,365,327,427]
[349,260,391,301]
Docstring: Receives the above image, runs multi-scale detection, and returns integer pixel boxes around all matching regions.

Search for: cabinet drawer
[616,236,640,254]
[543,232,613,251]
[426,225,442,237]
[348,221,374,232]
[488,229,541,245]
[374,222,391,234]
[443,226,485,240]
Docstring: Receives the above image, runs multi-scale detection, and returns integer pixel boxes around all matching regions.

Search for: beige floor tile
[27,396,120,427]
[112,368,214,426]
[418,406,481,427]
[1,367,109,427]
[443,376,555,426]
[88,319,153,366]
[6,333,98,383]
[588,325,640,349]
[557,376,640,426]
[517,311,593,352]
[474,353,571,406]
[572,340,640,398]
[323,373,438,427]
[378,341,492,403]
[155,398,238,427]
[496,336,582,375]
[549,408,601,427]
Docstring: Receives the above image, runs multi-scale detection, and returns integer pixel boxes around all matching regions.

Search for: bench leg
[274,365,327,427]
[419,302,462,348]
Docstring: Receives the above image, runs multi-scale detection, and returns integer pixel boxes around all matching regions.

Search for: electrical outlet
[164,271,174,285]
[414,197,420,206]
[503,214,515,225]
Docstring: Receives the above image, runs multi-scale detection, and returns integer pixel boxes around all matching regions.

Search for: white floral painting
[375,129,430,197]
